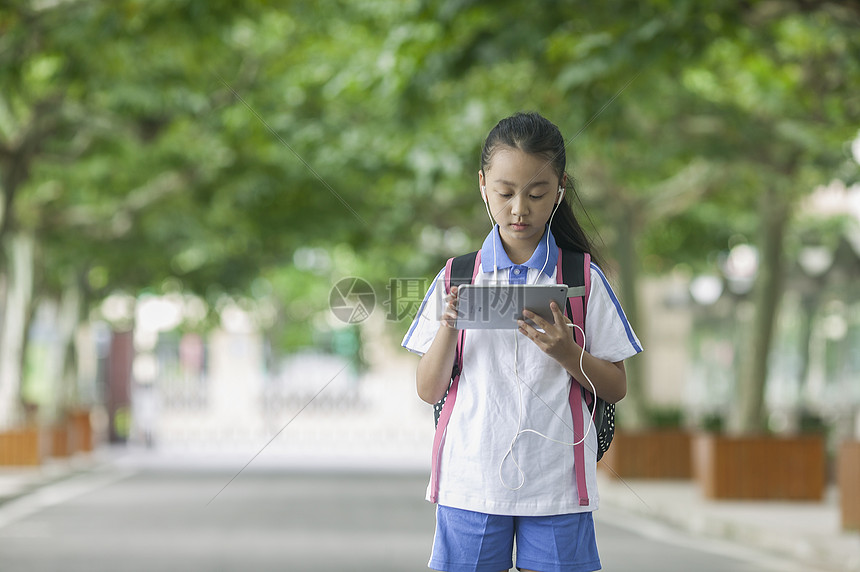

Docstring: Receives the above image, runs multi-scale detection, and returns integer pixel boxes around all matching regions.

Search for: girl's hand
[517,301,580,363]
[441,286,460,329]
[519,300,628,403]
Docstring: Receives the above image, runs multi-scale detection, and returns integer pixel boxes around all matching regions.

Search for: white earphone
[500,322,597,491]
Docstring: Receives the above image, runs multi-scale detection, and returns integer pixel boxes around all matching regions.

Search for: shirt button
[513,268,521,275]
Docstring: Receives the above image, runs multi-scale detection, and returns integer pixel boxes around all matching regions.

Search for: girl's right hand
[441,286,459,329]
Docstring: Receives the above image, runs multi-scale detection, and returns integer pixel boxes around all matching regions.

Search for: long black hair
[480,112,604,268]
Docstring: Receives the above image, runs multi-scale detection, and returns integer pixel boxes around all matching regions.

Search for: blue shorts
[429,505,601,572]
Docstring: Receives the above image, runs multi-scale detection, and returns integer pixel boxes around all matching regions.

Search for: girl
[402,112,642,572]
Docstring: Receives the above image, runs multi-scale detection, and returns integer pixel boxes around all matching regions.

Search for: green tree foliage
[677,4,860,433]
[1,0,858,432]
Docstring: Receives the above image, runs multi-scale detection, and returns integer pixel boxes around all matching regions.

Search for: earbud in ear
[557,186,565,205]
[480,185,488,203]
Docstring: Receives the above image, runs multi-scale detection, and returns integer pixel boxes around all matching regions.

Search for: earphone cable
[499,323,597,491]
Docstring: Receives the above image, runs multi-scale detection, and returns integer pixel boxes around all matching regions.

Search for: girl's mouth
[510,222,529,231]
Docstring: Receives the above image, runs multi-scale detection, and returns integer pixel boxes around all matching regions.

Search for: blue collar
[479,225,558,278]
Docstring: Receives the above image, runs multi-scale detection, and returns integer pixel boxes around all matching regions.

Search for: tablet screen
[456,284,569,329]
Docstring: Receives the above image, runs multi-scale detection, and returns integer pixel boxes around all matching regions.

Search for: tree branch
[643,159,720,221]
[47,169,195,238]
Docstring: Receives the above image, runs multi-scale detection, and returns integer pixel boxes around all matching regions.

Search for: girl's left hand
[517,301,580,363]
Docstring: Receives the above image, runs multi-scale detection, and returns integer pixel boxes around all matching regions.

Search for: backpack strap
[448,250,480,381]
[557,249,593,506]
[430,250,480,503]
[447,252,481,292]
[433,250,480,426]
[560,249,588,347]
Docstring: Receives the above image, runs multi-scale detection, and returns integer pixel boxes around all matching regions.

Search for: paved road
[0,468,810,572]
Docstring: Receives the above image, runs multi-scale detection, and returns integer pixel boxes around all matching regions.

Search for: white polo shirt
[402,226,642,516]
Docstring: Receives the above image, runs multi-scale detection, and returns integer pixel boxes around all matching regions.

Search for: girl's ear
[478,170,487,203]
[558,173,568,205]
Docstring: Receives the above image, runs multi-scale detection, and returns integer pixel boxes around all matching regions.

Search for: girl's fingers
[442,307,458,328]
[446,285,459,300]
[525,302,570,334]
[521,308,550,331]
[444,286,459,306]
[517,319,535,339]
[520,302,573,356]
[442,286,460,328]
[549,301,569,327]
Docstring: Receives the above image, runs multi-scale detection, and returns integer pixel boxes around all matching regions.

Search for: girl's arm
[518,301,628,404]
[416,287,460,404]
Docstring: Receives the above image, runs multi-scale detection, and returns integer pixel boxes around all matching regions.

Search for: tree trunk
[730,188,789,435]
[40,276,84,425]
[0,232,36,429]
[614,204,648,430]
[792,288,820,431]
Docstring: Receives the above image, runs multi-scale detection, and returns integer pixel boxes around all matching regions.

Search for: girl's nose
[510,192,529,216]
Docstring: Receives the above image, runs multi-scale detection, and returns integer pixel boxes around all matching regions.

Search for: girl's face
[479,147,564,255]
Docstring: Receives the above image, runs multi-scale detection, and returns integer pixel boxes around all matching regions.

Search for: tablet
[455,284,570,329]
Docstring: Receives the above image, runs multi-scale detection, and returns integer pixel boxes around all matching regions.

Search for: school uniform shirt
[402,225,643,517]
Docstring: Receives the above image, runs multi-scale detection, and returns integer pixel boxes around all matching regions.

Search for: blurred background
[1,1,860,568]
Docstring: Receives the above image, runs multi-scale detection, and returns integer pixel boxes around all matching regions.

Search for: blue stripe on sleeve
[591,262,643,354]
[402,269,443,349]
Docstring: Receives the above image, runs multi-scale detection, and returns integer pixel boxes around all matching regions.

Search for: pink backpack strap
[583,252,592,310]
[444,257,455,295]
[429,333,462,503]
[430,251,481,503]
[557,249,591,506]
[569,382,589,506]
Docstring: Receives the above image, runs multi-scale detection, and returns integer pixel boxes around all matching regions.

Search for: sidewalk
[0,451,115,508]
[598,473,860,572]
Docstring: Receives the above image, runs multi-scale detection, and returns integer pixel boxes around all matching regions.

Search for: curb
[0,452,114,508]
[598,475,860,572]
